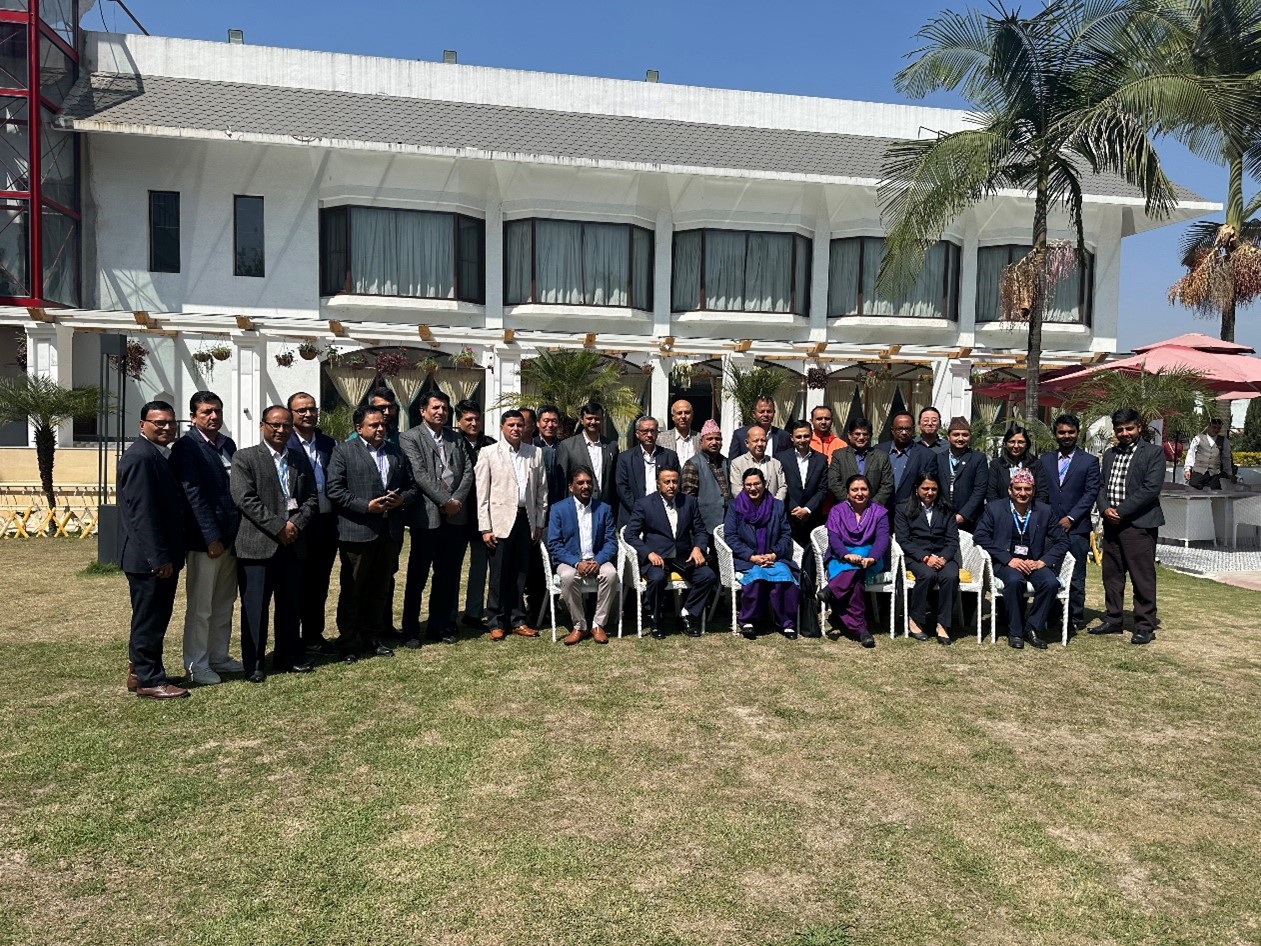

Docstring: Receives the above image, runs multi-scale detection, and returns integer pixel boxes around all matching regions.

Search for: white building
[0,19,1217,454]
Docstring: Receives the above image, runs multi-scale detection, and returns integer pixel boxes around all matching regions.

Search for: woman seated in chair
[818,473,889,648]
[724,468,800,640]
[895,469,960,645]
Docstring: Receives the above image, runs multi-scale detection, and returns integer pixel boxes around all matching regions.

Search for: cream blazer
[475,440,549,537]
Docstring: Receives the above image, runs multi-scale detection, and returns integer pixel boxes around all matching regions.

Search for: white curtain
[772,376,803,428]
[536,220,583,305]
[825,379,858,427]
[327,363,373,411]
[583,223,630,306]
[632,227,652,309]
[505,220,532,304]
[828,240,861,316]
[975,247,1008,323]
[672,231,702,310]
[438,368,484,407]
[744,232,792,313]
[704,230,747,310]
[892,243,948,318]
[859,238,886,315]
[911,374,935,417]
[1048,257,1084,323]
[390,366,430,431]
[866,378,900,435]
[350,207,453,298]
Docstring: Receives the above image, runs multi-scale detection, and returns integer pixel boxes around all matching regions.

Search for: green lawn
[1,539,1259,946]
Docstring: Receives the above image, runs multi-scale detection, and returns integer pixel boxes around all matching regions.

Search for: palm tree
[496,349,644,436]
[722,363,794,424]
[1065,364,1215,450]
[879,0,1184,423]
[0,374,100,511]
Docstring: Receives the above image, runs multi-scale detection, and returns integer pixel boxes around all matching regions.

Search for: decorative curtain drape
[744,232,792,313]
[439,368,485,407]
[704,230,746,310]
[828,240,860,315]
[672,231,702,310]
[505,221,532,305]
[327,363,373,411]
[824,379,858,429]
[583,223,630,306]
[865,378,901,435]
[975,247,1007,323]
[535,220,584,305]
[771,376,804,427]
[349,207,453,298]
[390,366,430,431]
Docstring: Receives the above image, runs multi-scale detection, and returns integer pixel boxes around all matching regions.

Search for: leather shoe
[858,631,875,649]
[1130,630,1156,645]
[188,669,222,687]
[343,653,358,664]
[740,623,756,640]
[440,632,459,645]
[247,670,266,684]
[1026,630,1048,650]
[302,638,333,655]
[511,625,540,638]
[1008,633,1025,650]
[909,630,930,642]
[683,621,702,638]
[403,637,422,649]
[781,627,798,640]
[935,633,953,646]
[489,627,506,641]
[1086,621,1124,635]
[562,628,589,646]
[135,682,190,699]
[591,626,609,645]
[373,643,395,657]
[126,661,138,692]
[650,628,665,640]
[280,662,315,673]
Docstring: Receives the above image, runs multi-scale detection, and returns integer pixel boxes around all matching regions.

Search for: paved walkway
[1154,542,1261,589]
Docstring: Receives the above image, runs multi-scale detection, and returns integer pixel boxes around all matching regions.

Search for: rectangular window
[827,236,959,320]
[148,191,179,273]
[0,23,27,91]
[233,195,264,278]
[504,218,653,310]
[38,34,75,107]
[41,204,76,305]
[0,97,29,192]
[670,228,809,315]
[317,205,484,303]
[39,106,74,208]
[975,244,1093,325]
[0,198,29,297]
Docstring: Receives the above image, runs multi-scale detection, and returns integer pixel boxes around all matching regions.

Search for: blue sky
[101,0,1259,352]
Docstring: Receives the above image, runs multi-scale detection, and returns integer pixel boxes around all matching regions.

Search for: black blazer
[828,447,894,510]
[894,500,960,564]
[974,498,1069,572]
[1040,449,1101,536]
[987,456,1050,504]
[730,424,791,460]
[775,447,828,529]
[117,436,187,574]
[877,441,937,506]
[1097,440,1166,529]
[558,434,620,511]
[169,428,239,551]
[614,446,681,526]
[326,439,418,543]
[937,449,989,528]
[626,492,709,564]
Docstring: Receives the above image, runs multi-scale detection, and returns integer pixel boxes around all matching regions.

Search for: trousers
[738,579,800,629]
[237,546,303,673]
[298,512,338,646]
[336,534,397,651]
[181,548,237,674]
[993,562,1060,638]
[825,568,870,636]
[402,521,468,638]
[127,569,180,688]
[906,559,959,629]
[643,557,716,621]
[557,561,619,629]
[486,509,533,631]
[1101,523,1159,633]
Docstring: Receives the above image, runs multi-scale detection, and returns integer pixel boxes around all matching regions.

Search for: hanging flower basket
[806,367,829,390]
[210,344,232,361]
[298,341,320,360]
[671,362,695,388]
[106,340,147,380]
[374,349,413,378]
[418,356,440,375]
[324,345,342,366]
[14,335,27,371]
[275,349,295,368]
[192,349,215,364]
[861,365,893,387]
[452,346,478,369]
[346,353,369,371]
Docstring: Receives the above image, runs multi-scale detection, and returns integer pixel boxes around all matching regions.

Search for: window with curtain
[671,228,810,314]
[317,206,485,303]
[828,237,960,319]
[503,218,652,309]
[975,244,1094,325]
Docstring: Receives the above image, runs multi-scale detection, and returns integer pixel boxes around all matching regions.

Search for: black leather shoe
[936,633,952,646]
[403,637,422,649]
[1008,634,1025,650]
[1086,621,1124,635]
[303,638,333,655]
[909,630,930,642]
[816,586,835,604]
[684,622,702,638]
[858,631,875,649]
[283,662,315,673]
[740,623,756,640]
[1026,630,1048,650]
[247,670,266,684]
[343,653,358,664]
[1130,630,1156,645]
[781,628,798,640]
[649,627,665,640]
[440,632,458,645]
[374,643,395,657]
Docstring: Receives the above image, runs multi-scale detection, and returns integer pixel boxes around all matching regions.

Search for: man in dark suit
[1040,413,1101,633]
[118,400,189,699]
[454,399,497,630]
[400,391,472,647]
[525,404,569,625]
[615,415,681,527]
[828,417,894,509]
[1091,408,1165,645]
[626,467,716,638]
[231,405,320,681]
[326,405,417,661]
[169,390,240,686]
[975,469,1070,650]
[937,416,989,531]
[557,401,619,514]
[729,395,791,460]
[775,419,827,635]
[287,391,339,655]
[877,411,936,506]
[547,465,620,645]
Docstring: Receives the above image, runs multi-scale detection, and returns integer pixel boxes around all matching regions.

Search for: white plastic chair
[1230,495,1261,548]
[617,526,708,637]
[810,524,898,640]
[540,539,625,642]
[896,534,986,641]
[712,523,805,635]
[984,551,1076,647]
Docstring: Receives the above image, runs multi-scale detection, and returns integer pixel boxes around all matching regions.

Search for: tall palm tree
[0,374,100,511]
[1139,0,1261,341]
[495,349,644,436]
[878,0,1185,422]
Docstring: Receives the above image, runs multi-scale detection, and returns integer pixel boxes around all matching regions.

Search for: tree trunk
[1024,175,1050,424]
[1221,148,1243,343]
[1221,272,1236,343]
[33,422,56,511]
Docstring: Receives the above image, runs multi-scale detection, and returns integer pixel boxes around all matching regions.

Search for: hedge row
[1235,451,1261,467]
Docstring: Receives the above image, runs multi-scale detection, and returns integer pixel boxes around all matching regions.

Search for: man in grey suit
[400,391,472,647]
[659,399,701,467]
[230,405,320,682]
[327,405,418,661]
[557,401,619,516]
[614,415,680,527]
[828,417,894,509]
[1090,407,1166,645]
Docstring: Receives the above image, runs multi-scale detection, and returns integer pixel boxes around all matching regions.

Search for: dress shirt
[661,495,679,538]
[888,446,911,486]
[853,450,867,475]
[198,427,232,469]
[430,424,455,489]
[673,432,696,466]
[510,445,528,507]
[364,439,389,488]
[294,431,328,512]
[1056,449,1076,486]
[267,443,293,505]
[1107,443,1135,509]
[583,435,604,487]
[922,503,933,528]
[795,449,811,488]
[642,448,660,496]
[576,498,595,559]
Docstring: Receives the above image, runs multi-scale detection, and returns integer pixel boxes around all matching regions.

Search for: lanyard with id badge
[1011,502,1032,557]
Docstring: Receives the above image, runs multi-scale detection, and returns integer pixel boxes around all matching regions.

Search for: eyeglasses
[293,407,318,414]
[262,422,293,431]
[143,419,177,428]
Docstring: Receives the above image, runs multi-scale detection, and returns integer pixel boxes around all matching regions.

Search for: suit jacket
[614,446,681,526]
[558,434,619,511]
[533,439,569,506]
[974,498,1069,572]
[288,428,337,515]
[937,449,989,528]
[1040,449,1101,536]
[659,428,701,458]
[723,496,799,575]
[230,444,320,560]
[877,441,937,506]
[117,436,187,574]
[1098,440,1166,529]
[475,440,549,537]
[547,496,618,568]
[775,447,828,529]
[626,491,709,564]
[987,456,1050,504]
[894,500,960,564]
[729,424,791,460]
[169,428,239,551]
[828,447,894,509]
[400,423,473,529]
[326,438,417,543]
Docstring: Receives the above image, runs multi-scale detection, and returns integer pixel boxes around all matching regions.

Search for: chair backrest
[618,525,642,586]
[539,537,553,576]
[809,525,829,591]
[1057,551,1076,588]
[711,523,736,586]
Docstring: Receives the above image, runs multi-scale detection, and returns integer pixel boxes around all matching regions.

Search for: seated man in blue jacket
[975,468,1069,650]
[547,465,619,646]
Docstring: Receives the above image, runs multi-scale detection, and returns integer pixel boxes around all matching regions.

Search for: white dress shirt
[267,443,293,507]
[295,431,330,513]
[575,498,595,559]
[641,448,659,496]
[795,449,811,487]
[661,494,679,538]
[674,433,696,466]
[364,439,390,488]
[584,435,604,487]
[510,445,528,507]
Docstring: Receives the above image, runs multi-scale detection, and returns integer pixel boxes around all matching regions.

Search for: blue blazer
[626,492,709,564]
[877,441,937,506]
[723,497,799,576]
[1040,449,1101,536]
[937,448,989,528]
[974,498,1069,572]
[547,496,617,568]
[169,427,239,551]
[288,429,336,473]
[614,447,680,526]
[117,436,187,574]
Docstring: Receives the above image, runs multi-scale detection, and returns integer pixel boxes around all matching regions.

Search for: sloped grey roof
[59,72,1205,203]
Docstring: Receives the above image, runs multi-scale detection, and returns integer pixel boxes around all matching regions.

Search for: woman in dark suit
[894,469,959,645]
[987,424,1048,503]
[724,468,801,640]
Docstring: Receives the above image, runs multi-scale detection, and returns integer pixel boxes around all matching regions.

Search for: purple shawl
[826,501,890,563]
[732,488,773,554]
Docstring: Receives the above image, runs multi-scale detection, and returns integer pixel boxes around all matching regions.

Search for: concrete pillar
[232,335,263,447]
[26,324,76,446]
[653,207,673,338]
[957,213,979,346]
[651,356,669,422]
[495,348,520,408]
[809,222,829,343]
[485,198,504,332]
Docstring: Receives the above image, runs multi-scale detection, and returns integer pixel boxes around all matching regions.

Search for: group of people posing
[116,387,1165,700]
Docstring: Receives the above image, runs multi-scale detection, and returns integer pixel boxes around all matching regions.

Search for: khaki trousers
[557,561,619,630]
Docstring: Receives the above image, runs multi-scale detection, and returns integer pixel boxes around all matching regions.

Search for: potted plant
[210,343,232,361]
[452,345,478,369]
[806,367,829,390]
[373,349,411,378]
[192,347,215,365]
[671,361,695,388]
[418,355,439,375]
[275,348,295,368]
[324,345,342,366]
[346,353,369,371]
[298,341,320,360]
